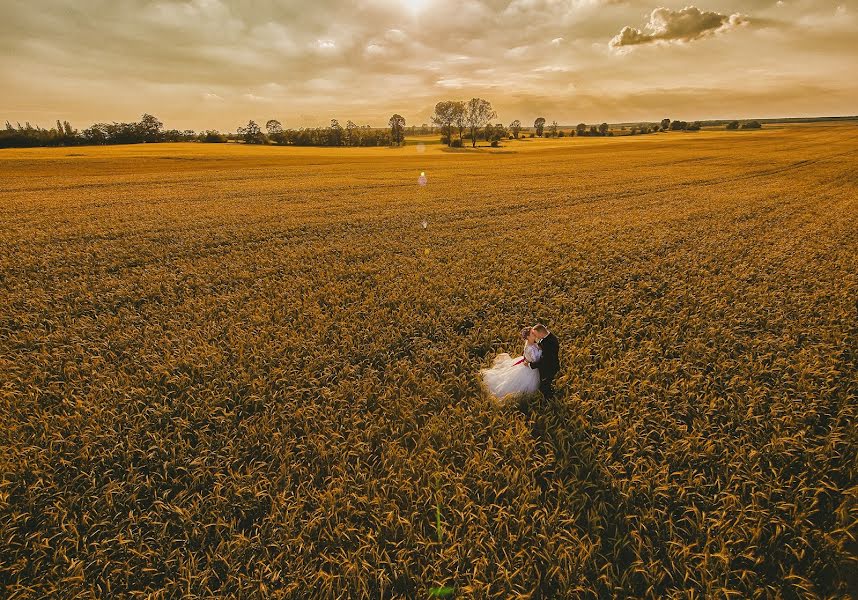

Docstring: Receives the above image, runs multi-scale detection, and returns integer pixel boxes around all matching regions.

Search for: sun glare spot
[404,0,430,15]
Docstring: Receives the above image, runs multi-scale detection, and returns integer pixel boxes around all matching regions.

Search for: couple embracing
[480,323,560,402]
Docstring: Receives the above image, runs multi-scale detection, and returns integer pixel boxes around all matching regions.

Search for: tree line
[0,115,198,149]
[0,108,763,149]
[234,118,406,147]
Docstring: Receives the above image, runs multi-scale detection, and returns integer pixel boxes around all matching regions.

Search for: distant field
[1,123,856,598]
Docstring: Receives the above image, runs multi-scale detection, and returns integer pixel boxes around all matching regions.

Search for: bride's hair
[520,326,532,340]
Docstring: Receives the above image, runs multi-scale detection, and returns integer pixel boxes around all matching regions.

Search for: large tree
[576,123,587,136]
[598,122,609,136]
[452,101,466,144]
[266,119,284,144]
[238,120,265,144]
[388,114,406,146]
[138,113,163,142]
[509,119,522,139]
[661,118,671,131]
[431,101,457,146]
[465,98,497,147]
[534,117,546,137]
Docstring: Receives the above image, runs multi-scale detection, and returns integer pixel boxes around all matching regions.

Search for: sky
[2,0,856,131]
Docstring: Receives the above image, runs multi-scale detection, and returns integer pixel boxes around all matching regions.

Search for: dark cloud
[610,6,750,48]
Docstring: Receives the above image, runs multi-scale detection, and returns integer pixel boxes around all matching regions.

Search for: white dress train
[480,341,542,401]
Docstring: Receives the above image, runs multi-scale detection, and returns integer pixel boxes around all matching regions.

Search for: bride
[480,327,541,401]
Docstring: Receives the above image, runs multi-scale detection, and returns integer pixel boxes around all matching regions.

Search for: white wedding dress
[480,341,541,400]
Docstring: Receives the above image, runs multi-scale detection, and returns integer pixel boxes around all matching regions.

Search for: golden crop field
[1,123,856,598]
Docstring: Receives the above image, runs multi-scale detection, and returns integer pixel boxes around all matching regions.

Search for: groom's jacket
[530,333,559,376]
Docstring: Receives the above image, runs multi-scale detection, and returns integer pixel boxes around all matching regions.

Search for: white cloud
[533,65,572,72]
[610,6,750,48]
[505,45,530,58]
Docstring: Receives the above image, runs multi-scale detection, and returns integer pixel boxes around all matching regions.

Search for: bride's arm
[525,342,542,364]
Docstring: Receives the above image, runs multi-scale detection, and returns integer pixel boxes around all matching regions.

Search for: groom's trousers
[539,371,556,399]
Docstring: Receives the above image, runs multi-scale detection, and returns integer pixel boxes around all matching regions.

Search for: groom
[524,323,559,399]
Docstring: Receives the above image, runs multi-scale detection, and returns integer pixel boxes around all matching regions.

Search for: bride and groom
[480,323,559,402]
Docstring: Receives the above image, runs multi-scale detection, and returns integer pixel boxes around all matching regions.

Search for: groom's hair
[533,324,549,334]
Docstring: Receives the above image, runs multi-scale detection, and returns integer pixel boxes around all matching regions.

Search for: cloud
[610,6,750,48]
[0,0,855,130]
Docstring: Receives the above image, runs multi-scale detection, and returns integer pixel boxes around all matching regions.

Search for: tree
[741,120,762,129]
[509,119,522,139]
[431,101,457,146]
[388,114,406,146]
[688,121,701,131]
[238,120,265,144]
[452,101,466,143]
[661,118,671,131]
[599,122,609,136]
[534,117,546,137]
[82,123,109,145]
[576,123,587,136]
[726,120,740,130]
[547,120,558,137]
[346,120,357,146]
[464,98,497,147]
[265,119,285,144]
[201,130,227,143]
[138,113,163,142]
[329,119,343,146]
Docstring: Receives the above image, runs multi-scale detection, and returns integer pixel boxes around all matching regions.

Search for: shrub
[451,138,463,148]
[200,131,227,143]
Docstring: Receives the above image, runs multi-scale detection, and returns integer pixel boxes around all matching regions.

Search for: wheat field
[1,124,856,598]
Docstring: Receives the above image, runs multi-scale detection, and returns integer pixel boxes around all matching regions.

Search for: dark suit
[529,332,559,398]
